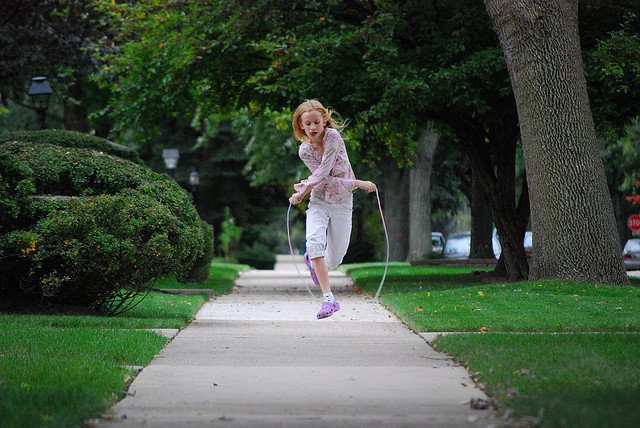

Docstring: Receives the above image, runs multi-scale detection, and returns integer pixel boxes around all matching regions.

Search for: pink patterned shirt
[294,128,356,204]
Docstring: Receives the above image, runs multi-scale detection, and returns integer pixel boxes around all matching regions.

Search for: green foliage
[1,1,108,90]
[218,207,243,259]
[235,106,302,189]
[585,12,640,139]
[0,137,213,314]
[0,129,142,164]
[237,243,276,270]
[95,0,267,141]
[178,220,215,284]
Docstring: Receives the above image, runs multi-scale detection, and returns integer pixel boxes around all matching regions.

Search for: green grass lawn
[343,263,640,427]
[435,332,640,428]
[0,262,249,428]
[153,261,250,292]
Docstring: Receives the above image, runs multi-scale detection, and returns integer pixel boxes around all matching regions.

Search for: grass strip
[434,332,640,428]
[343,263,640,332]
[0,322,168,428]
[0,261,246,428]
[343,263,640,426]
[154,261,250,292]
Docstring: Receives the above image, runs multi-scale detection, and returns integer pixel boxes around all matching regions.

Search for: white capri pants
[306,197,353,270]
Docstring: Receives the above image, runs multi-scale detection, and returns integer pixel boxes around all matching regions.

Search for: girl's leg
[305,199,351,318]
[311,256,331,294]
[324,203,353,271]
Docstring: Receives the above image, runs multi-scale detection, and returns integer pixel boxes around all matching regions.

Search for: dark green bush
[0,129,142,164]
[237,243,276,270]
[0,139,212,314]
[179,221,215,284]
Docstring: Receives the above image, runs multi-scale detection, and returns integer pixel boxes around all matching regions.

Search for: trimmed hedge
[0,129,142,164]
[0,136,212,314]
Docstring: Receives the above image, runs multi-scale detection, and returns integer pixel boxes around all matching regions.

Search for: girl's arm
[290,179,375,205]
[355,179,377,193]
[289,187,310,205]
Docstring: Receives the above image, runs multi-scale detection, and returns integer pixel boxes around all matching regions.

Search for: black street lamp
[162,149,180,178]
[28,77,53,130]
[189,169,200,206]
[189,169,200,193]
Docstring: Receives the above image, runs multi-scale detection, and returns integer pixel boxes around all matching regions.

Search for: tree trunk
[485,0,629,285]
[381,156,409,261]
[407,125,439,261]
[452,108,530,281]
[469,166,494,259]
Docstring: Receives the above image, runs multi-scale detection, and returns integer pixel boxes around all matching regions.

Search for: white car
[444,230,531,259]
[444,232,471,259]
[623,239,640,270]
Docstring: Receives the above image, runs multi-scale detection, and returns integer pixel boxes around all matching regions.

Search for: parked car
[444,230,532,260]
[492,229,501,259]
[444,232,471,259]
[432,232,445,255]
[623,239,640,270]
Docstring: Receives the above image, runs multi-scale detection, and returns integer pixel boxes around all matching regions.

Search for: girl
[288,100,376,319]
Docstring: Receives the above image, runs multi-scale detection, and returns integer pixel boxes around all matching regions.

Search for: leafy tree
[97,0,639,280]
[1,0,110,132]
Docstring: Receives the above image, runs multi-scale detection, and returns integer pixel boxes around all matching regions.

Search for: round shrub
[0,129,142,164]
[0,139,212,314]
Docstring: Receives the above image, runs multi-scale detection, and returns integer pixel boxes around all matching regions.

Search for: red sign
[629,215,640,231]
[628,195,640,205]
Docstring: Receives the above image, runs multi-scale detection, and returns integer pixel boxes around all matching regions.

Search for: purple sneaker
[303,252,320,285]
[317,301,340,319]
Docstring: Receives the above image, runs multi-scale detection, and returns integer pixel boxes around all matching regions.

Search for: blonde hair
[292,99,345,142]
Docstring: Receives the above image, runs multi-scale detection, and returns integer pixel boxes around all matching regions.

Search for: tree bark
[407,125,439,261]
[381,156,409,261]
[450,109,530,281]
[484,0,628,285]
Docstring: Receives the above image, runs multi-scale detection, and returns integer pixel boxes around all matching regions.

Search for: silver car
[444,232,471,259]
[623,239,640,270]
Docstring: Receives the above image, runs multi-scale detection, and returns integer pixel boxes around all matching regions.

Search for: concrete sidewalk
[98,256,493,427]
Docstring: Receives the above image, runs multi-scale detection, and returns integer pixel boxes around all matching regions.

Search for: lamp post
[162,149,180,178]
[189,169,200,193]
[28,77,53,130]
[189,169,200,206]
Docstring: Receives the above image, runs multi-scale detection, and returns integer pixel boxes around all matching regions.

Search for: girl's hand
[356,180,377,193]
[289,193,304,205]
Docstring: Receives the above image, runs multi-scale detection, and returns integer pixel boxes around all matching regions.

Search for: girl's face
[299,110,326,144]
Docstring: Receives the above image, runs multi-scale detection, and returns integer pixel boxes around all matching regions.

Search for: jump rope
[286,188,390,301]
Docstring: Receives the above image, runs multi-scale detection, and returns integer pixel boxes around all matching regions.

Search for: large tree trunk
[485,0,628,285]
[466,130,529,281]
[407,125,439,261]
[381,156,409,261]
[452,107,530,281]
